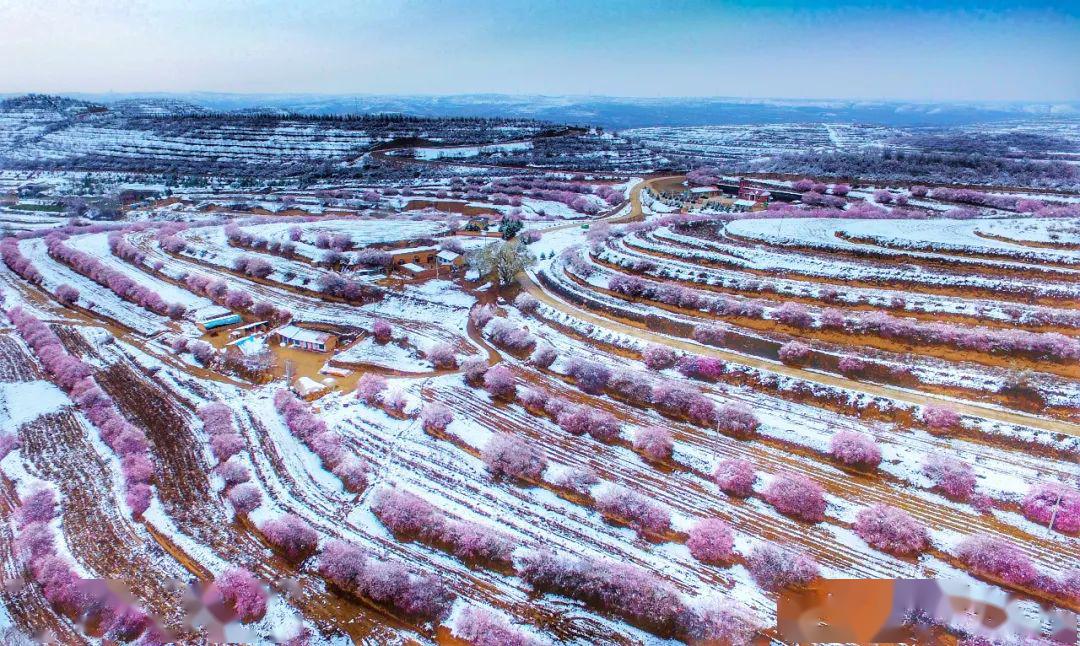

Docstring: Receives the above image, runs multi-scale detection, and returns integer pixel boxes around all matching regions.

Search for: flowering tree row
[371,488,517,566]
[13,486,158,641]
[318,539,455,621]
[0,238,43,284]
[517,549,759,643]
[273,390,370,492]
[45,234,186,319]
[602,262,1080,362]
[179,273,292,325]
[9,307,156,516]
[453,606,541,646]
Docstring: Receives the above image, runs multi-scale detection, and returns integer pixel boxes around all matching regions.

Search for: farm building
[436,249,465,270]
[272,325,338,352]
[737,179,771,205]
[396,262,434,280]
[198,313,243,332]
[389,245,438,268]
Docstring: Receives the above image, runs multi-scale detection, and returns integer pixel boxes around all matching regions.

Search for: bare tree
[469,241,535,286]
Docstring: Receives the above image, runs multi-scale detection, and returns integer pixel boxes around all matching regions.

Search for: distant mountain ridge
[3,92,1077,128]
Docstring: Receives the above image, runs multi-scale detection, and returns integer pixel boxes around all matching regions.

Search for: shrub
[829,430,882,469]
[372,488,515,564]
[356,373,387,406]
[832,183,851,196]
[838,356,867,377]
[333,456,370,492]
[873,189,894,204]
[455,606,540,646]
[691,325,726,346]
[763,473,826,522]
[565,357,611,394]
[922,454,976,501]
[955,535,1037,586]
[1022,482,1079,533]
[678,596,760,645]
[427,343,457,369]
[714,459,756,497]
[778,341,811,365]
[552,467,599,494]
[126,484,152,517]
[774,303,813,329]
[260,514,319,562]
[642,344,678,370]
[214,459,251,487]
[922,405,961,432]
[1057,569,1080,602]
[482,434,546,481]
[686,518,734,563]
[716,403,759,438]
[485,317,536,352]
[529,342,557,368]
[747,544,820,591]
[820,308,846,329]
[854,505,929,555]
[210,433,245,462]
[227,482,262,515]
[372,319,392,343]
[383,390,408,416]
[461,357,489,384]
[197,402,234,436]
[634,426,673,461]
[16,487,57,529]
[420,403,454,432]
[556,406,621,442]
[208,568,267,623]
[470,304,497,330]
[55,284,79,305]
[594,485,671,537]
[678,355,724,381]
[513,293,539,313]
[483,365,516,400]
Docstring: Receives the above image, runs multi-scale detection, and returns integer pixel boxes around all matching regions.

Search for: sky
[1,0,1077,102]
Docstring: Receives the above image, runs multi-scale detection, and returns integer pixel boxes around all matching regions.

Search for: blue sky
[2,0,1077,101]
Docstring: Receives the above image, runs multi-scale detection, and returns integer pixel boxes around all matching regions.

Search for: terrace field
[0,97,1078,645]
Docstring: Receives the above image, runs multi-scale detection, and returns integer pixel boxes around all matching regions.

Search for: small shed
[436,249,465,269]
[293,376,327,399]
[272,324,338,352]
[199,313,242,332]
[228,320,270,338]
[227,334,267,356]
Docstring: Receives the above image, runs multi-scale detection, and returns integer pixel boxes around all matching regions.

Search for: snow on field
[67,231,217,310]
[975,217,1080,245]
[19,237,171,331]
[412,141,534,160]
[823,218,1080,264]
[0,379,69,428]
